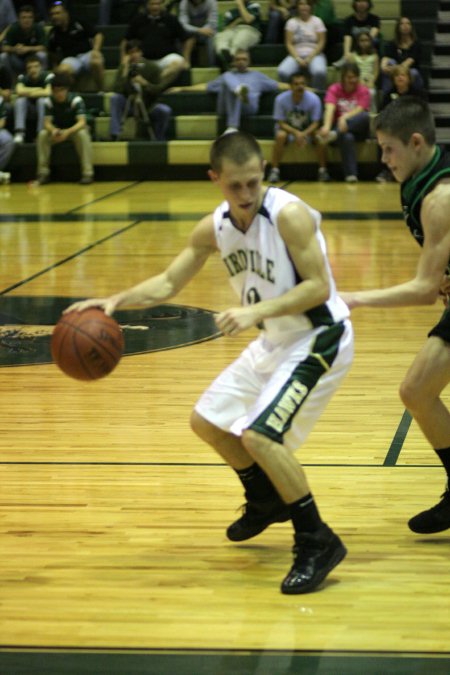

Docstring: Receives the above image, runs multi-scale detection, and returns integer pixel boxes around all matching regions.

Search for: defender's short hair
[374,96,435,146]
[210,131,263,172]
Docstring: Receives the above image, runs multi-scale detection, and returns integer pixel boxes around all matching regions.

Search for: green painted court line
[383,410,413,466]
[0,649,450,675]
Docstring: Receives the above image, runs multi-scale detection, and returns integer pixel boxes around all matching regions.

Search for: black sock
[435,447,450,484]
[234,463,278,502]
[289,493,323,534]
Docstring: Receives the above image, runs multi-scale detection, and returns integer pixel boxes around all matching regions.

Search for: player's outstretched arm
[65,215,217,315]
[342,185,450,310]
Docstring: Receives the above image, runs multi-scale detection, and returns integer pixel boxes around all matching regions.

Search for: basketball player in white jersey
[67,132,354,594]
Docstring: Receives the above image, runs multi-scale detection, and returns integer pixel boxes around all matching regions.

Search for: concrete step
[430,102,450,114]
[432,56,450,66]
[429,78,450,88]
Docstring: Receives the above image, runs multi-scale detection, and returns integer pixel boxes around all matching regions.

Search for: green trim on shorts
[249,322,346,444]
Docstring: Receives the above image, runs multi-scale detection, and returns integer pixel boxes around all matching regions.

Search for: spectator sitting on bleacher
[380,16,423,96]
[122,0,189,83]
[179,0,218,66]
[168,48,286,134]
[214,0,262,71]
[267,69,329,183]
[277,0,327,91]
[0,91,14,184]
[347,31,378,111]
[13,54,54,143]
[109,39,173,140]
[317,62,370,182]
[47,1,105,91]
[36,72,94,185]
[333,0,380,67]
[0,5,47,80]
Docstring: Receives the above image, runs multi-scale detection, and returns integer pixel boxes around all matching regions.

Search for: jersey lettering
[222,249,276,283]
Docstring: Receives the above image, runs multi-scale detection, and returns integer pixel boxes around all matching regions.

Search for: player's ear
[208,168,219,183]
[410,132,424,150]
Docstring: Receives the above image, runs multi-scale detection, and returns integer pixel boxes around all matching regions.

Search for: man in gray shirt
[169,48,287,132]
[179,0,218,66]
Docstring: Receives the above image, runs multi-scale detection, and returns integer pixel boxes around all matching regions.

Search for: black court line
[1,646,450,675]
[0,211,403,223]
[67,181,142,215]
[383,410,413,466]
[0,461,439,468]
[0,219,143,296]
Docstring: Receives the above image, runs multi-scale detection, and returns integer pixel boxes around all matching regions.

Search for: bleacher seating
[8,0,437,181]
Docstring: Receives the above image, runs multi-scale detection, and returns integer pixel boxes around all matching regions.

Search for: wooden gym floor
[0,179,449,674]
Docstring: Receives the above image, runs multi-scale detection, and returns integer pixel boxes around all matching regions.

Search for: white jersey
[212,186,349,342]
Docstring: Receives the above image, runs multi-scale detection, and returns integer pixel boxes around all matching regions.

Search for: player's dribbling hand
[63,296,120,316]
[215,306,260,336]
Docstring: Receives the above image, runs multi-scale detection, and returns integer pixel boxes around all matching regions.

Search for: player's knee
[190,409,219,442]
[241,429,271,459]
[399,377,419,412]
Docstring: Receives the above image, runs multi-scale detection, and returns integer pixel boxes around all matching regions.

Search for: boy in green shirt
[36,73,93,184]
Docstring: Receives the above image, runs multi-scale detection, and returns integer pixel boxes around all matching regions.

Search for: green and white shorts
[195,319,354,451]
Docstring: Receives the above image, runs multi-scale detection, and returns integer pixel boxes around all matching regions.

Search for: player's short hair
[374,96,435,146]
[210,131,263,172]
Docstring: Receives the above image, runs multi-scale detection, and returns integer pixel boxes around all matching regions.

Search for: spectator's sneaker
[318,167,331,182]
[223,127,238,135]
[375,168,394,183]
[345,175,358,183]
[37,174,50,185]
[13,131,25,144]
[226,496,290,542]
[80,175,94,185]
[268,167,280,183]
[0,171,11,184]
[235,84,249,104]
[408,487,450,534]
[281,524,347,595]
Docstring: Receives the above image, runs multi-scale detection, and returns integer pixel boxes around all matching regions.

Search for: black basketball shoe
[226,496,290,542]
[281,524,347,595]
[408,487,450,534]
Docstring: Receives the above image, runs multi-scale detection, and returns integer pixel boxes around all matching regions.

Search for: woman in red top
[317,62,371,182]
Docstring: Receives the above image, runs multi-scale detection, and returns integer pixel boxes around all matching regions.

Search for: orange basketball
[51,308,124,381]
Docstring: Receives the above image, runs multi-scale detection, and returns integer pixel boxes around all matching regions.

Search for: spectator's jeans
[0,128,14,170]
[37,128,93,178]
[335,111,370,178]
[277,53,327,90]
[214,25,261,55]
[215,72,259,128]
[109,93,172,140]
[14,97,46,135]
